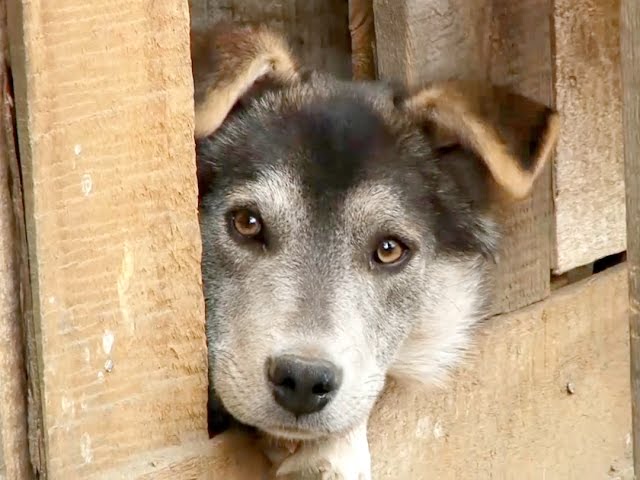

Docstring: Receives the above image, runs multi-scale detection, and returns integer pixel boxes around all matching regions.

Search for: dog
[191,22,560,479]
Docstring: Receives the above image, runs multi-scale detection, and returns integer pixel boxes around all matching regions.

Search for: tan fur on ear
[403,81,560,200]
[191,23,299,139]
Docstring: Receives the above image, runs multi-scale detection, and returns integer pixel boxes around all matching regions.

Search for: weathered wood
[0,94,31,480]
[92,433,270,480]
[0,1,34,477]
[189,0,352,78]
[552,0,625,274]
[0,4,31,477]
[7,0,208,478]
[373,0,553,314]
[374,0,492,86]
[620,0,640,474]
[349,0,376,80]
[487,0,554,314]
[371,264,632,479]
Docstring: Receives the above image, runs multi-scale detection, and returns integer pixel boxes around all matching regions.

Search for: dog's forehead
[231,167,407,220]
[200,77,433,232]
[225,85,412,193]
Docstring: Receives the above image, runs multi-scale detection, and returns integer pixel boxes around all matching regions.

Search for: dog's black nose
[267,355,342,415]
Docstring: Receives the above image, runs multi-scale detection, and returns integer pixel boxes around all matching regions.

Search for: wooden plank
[487,0,553,313]
[0,2,33,477]
[6,0,207,478]
[552,0,625,274]
[620,0,640,474]
[189,0,352,77]
[0,133,31,480]
[349,0,376,80]
[92,434,270,480]
[0,86,32,480]
[370,264,632,479]
[373,0,553,314]
[373,0,492,86]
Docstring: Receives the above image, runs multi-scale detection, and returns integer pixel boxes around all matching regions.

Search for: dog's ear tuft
[399,80,560,200]
[191,23,300,139]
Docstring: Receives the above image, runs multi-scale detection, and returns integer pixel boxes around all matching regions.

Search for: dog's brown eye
[374,239,407,265]
[232,209,262,238]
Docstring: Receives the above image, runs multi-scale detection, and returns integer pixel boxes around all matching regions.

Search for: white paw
[275,423,371,480]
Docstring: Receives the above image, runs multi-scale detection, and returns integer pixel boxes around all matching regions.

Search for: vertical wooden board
[552,0,625,274]
[620,0,640,473]
[487,0,553,313]
[0,2,33,478]
[373,0,552,314]
[189,0,352,77]
[370,265,632,479]
[373,0,492,86]
[7,0,207,478]
[349,0,376,80]
[0,107,31,480]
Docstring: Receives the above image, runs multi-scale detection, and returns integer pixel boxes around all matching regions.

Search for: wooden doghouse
[0,0,638,478]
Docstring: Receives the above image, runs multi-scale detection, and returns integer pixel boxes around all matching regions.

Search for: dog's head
[192,23,559,441]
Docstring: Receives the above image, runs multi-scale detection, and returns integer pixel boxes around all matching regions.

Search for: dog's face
[192,24,559,441]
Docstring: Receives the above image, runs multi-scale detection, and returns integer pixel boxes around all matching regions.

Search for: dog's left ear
[191,23,300,139]
[398,80,560,200]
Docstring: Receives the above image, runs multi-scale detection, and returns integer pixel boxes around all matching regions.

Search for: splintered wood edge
[0,78,31,480]
[0,4,36,478]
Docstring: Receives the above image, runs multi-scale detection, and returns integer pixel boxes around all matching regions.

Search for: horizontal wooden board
[91,433,270,480]
[552,0,626,273]
[370,264,632,479]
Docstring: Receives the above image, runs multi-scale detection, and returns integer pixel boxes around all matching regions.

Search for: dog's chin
[262,425,328,442]
[257,411,369,442]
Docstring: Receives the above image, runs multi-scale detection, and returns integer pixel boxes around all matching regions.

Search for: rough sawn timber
[7,0,209,477]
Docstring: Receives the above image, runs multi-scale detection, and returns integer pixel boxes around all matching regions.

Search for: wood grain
[373,0,553,314]
[373,0,492,86]
[620,0,640,474]
[0,2,31,477]
[92,433,271,480]
[370,264,632,479]
[349,0,376,80]
[552,0,625,273]
[7,0,207,478]
[189,0,352,78]
[487,0,553,313]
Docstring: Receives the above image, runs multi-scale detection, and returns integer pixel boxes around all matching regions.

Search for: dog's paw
[274,423,371,480]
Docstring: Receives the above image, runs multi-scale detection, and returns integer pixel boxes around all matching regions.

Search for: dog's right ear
[190,23,300,139]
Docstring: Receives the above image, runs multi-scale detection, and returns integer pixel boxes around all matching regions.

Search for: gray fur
[197,71,499,441]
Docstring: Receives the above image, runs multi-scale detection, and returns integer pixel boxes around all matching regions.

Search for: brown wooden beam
[6,1,207,477]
